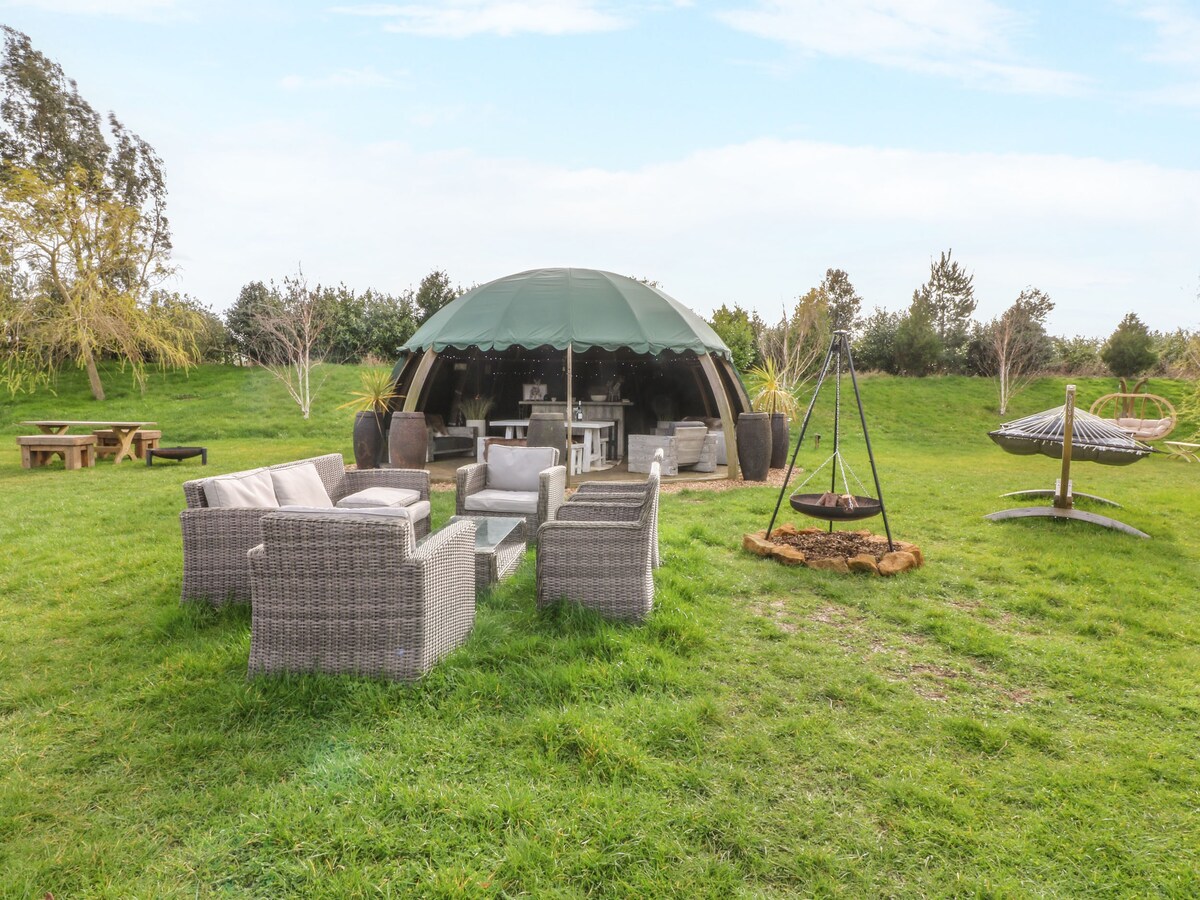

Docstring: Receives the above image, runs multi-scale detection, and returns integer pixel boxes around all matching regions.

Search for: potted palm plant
[339,369,401,469]
[745,359,800,470]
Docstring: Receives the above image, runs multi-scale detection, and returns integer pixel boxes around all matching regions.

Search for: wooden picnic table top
[21,420,156,428]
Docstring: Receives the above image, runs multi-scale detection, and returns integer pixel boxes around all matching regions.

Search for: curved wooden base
[1000,488,1120,507]
[984,506,1148,539]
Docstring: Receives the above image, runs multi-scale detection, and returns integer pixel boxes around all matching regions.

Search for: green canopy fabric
[401,268,730,359]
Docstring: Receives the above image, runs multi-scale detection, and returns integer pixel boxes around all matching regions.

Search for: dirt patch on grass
[746,597,799,634]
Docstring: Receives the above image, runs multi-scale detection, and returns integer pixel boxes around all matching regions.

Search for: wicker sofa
[536,457,661,622]
[180,453,429,606]
[247,512,476,681]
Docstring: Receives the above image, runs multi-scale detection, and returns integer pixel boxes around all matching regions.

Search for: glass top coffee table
[448,516,527,590]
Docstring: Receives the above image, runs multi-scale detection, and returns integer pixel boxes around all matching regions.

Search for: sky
[2,0,1198,338]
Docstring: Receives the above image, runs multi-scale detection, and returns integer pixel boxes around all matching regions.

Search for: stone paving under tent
[391,268,751,479]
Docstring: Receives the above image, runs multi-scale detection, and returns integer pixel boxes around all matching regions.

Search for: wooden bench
[16,434,97,470]
[93,428,162,459]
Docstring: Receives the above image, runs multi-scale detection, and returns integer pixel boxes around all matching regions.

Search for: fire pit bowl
[790,493,882,521]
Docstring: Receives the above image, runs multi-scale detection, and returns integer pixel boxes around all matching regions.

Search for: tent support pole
[402,349,438,412]
[565,345,573,487]
[700,352,740,481]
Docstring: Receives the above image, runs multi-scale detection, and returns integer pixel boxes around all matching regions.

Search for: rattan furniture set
[179,448,663,681]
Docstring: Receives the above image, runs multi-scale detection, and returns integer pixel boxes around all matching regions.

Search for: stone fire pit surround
[743,523,923,575]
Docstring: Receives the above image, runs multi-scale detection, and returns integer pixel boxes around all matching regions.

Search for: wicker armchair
[536,459,661,622]
[572,448,663,567]
[180,453,430,606]
[455,446,565,546]
[248,513,476,681]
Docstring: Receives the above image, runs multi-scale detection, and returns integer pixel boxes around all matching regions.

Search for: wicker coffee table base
[448,515,527,591]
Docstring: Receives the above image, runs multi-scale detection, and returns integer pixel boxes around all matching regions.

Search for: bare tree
[252,274,331,419]
[983,287,1054,414]
[756,288,831,394]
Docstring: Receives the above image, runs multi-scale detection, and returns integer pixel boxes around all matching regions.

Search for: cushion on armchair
[275,503,430,552]
[336,486,421,508]
[486,445,557,492]
[270,463,333,507]
[464,489,539,515]
[202,468,279,508]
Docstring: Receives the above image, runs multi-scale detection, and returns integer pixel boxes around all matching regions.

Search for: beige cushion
[336,486,421,509]
[202,468,279,508]
[280,501,429,523]
[270,463,332,507]
[464,489,539,514]
[486,445,556,492]
[273,504,425,553]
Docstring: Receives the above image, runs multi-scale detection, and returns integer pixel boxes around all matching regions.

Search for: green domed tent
[392,268,749,478]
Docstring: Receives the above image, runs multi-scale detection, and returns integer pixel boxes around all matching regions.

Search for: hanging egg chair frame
[766,331,894,550]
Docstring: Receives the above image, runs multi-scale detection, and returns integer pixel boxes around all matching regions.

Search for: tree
[821,268,862,334]
[1050,335,1102,375]
[708,303,759,373]
[913,249,976,372]
[979,287,1055,413]
[892,298,941,376]
[226,281,283,363]
[1101,312,1158,397]
[853,307,901,373]
[756,288,831,393]
[250,274,331,419]
[0,27,185,399]
[0,165,197,398]
[415,269,459,323]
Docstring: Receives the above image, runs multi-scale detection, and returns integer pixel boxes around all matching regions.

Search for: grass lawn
[1,365,1198,897]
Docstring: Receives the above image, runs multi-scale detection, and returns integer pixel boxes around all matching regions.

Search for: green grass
[1,365,1198,897]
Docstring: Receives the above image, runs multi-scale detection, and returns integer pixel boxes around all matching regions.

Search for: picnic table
[21,420,158,465]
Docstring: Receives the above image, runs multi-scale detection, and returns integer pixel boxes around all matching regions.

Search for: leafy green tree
[361,288,417,360]
[913,249,976,372]
[0,27,184,399]
[708,303,759,373]
[415,269,459,323]
[1101,312,1158,394]
[1151,328,1199,377]
[0,165,196,398]
[853,307,901,373]
[226,281,283,363]
[1050,335,1103,375]
[821,268,862,334]
[892,298,941,376]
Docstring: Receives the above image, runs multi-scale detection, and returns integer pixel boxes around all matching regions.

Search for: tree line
[708,256,1198,414]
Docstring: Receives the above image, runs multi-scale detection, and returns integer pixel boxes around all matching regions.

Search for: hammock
[988,405,1152,466]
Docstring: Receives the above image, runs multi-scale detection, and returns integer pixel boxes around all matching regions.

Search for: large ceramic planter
[388,411,427,469]
[737,412,771,482]
[352,410,387,470]
[770,412,789,469]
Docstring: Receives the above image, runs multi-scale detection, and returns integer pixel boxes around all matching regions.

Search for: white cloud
[165,126,1200,337]
[1120,1,1200,107]
[1131,0,1200,69]
[716,0,1089,95]
[331,1,627,37]
[279,68,398,90]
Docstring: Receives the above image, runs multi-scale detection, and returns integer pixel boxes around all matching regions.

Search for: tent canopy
[401,268,731,359]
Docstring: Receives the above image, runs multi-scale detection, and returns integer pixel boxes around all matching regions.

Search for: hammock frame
[985,384,1149,539]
